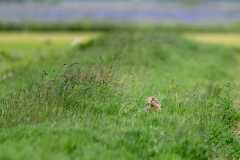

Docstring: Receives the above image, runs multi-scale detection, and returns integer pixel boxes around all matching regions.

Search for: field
[184,33,240,47]
[0,31,240,160]
[0,32,100,73]
[184,32,240,100]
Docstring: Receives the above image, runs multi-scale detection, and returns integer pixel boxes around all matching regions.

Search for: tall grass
[0,31,239,160]
[0,62,133,127]
[1,64,239,159]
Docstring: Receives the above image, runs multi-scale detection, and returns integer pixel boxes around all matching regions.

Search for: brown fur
[133,96,162,118]
[145,96,162,111]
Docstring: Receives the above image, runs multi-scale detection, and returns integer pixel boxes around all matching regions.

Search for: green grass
[0,31,100,73]
[0,31,239,160]
[184,32,240,100]
[2,20,240,33]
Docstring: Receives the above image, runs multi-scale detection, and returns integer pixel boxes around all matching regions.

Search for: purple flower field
[0,2,240,25]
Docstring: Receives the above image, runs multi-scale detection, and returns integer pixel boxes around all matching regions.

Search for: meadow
[0,32,100,73]
[0,30,240,160]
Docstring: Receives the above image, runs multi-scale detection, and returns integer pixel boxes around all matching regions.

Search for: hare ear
[152,97,155,100]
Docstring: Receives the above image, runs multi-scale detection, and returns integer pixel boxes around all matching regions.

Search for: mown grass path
[184,33,240,46]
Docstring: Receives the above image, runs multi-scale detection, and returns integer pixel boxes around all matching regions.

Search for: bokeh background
[1,1,240,160]
[1,0,240,30]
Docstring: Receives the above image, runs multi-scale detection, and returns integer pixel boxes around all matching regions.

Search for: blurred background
[0,0,240,31]
[1,0,240,77]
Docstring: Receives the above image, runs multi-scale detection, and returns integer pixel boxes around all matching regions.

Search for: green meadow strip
[0,31,239,160]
